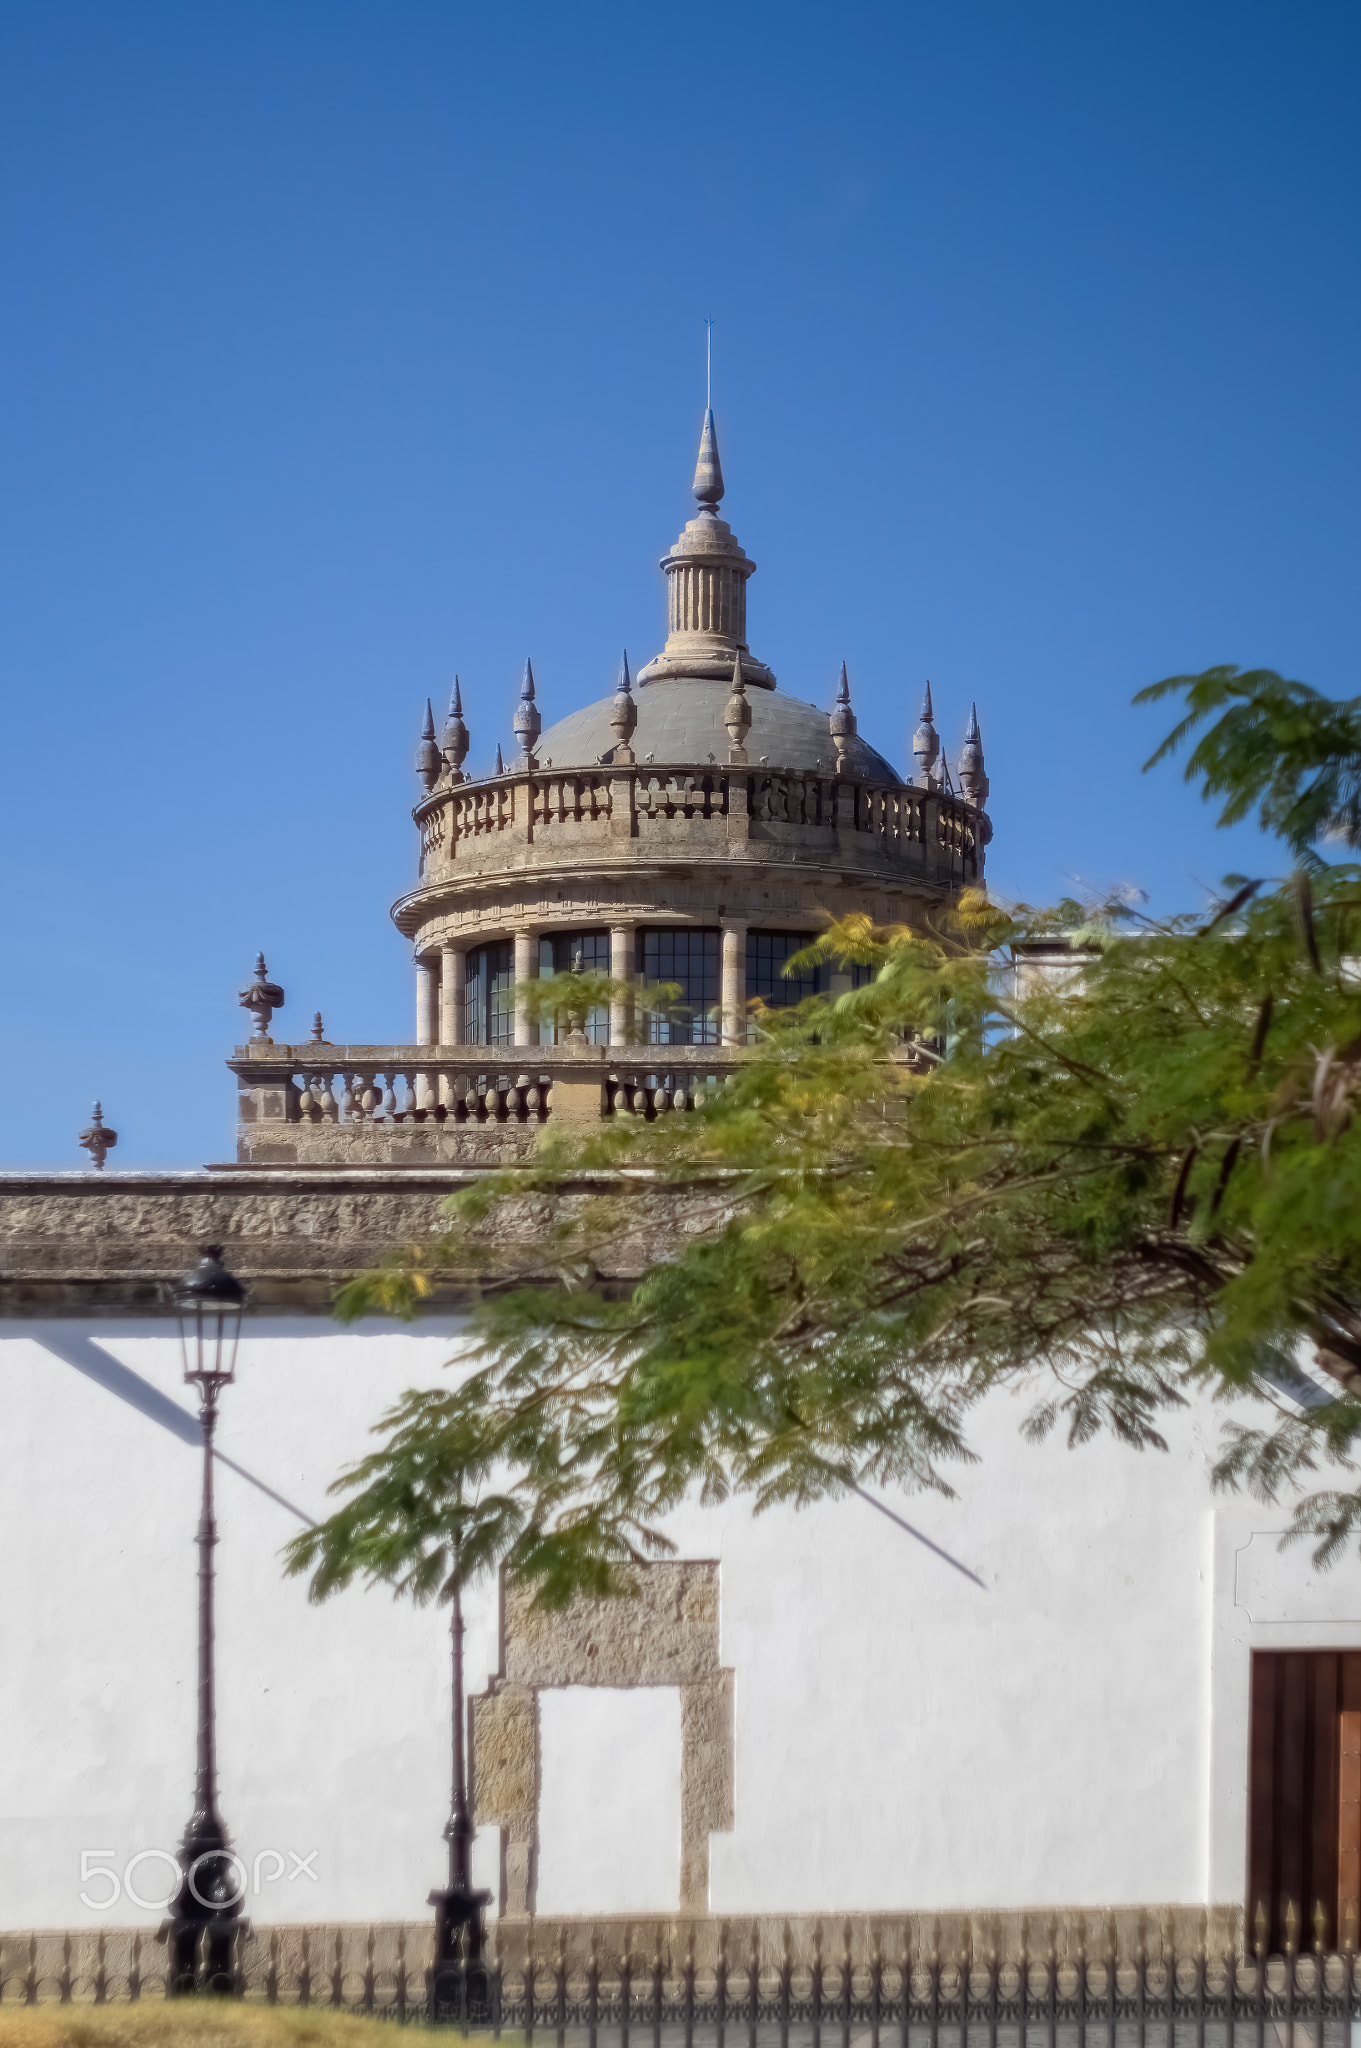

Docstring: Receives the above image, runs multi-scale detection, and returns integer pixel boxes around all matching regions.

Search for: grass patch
[0,2006,487,2047]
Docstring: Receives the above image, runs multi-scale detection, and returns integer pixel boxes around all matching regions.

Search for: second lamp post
[161,1244,248,1993]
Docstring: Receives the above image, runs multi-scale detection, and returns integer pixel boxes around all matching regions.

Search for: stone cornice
[0,1166,727,1315]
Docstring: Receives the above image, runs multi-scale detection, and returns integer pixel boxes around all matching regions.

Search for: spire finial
[706,318,713,410]
[495,741,504,776]
[912,682,940,787]
[692,406,725,514]
[416,698,441,792]
[958,701,990,808]
[829,661,857,772]
[441,677,469,779]
[239,953,285,1044]
[725,651,751,764]
[513,658,541,767]
[78,1100,117,1172]
[610,648,638,763]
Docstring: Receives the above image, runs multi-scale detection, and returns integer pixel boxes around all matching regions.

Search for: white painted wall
[0,1317,499,1930]
[6,1316,1361,1926]
[537,1688,682,1914]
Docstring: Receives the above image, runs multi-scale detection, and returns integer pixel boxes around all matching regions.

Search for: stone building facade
[230,407,989,1169]
[4,408,1349,1968]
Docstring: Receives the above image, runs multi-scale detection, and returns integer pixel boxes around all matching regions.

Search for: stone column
[513,929,538,1049]
[721,920,747,1047]
[609,922,634,1045]
[415,955,437,1046]
[440,942,465,1045]
[415,953,437,1110]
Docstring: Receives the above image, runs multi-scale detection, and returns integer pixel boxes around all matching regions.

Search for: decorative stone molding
[0,1168,743,1313]
[472,1563,735,1918]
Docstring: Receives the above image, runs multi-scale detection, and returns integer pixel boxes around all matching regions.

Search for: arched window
[464,941,515,1047]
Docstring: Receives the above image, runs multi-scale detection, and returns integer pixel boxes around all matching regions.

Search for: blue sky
[1,1,1358,1168]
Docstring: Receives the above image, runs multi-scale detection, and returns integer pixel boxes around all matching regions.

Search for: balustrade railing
[231,1043,743,1151]
[415,763,987,883]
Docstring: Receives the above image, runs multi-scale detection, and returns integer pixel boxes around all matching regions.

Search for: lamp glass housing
[172,1245,246,1389]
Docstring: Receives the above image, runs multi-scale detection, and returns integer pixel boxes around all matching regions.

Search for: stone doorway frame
[471,1560,734,1915]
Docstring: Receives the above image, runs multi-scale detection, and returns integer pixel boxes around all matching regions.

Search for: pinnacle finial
[610,648,638,762]
[239,954,285,1044]
[441,677,469,778]
[513,658,541,766]
[312,1011,326,1042]
[692,407,725,514]
[78,1100,117,1172]
[495,741,504,775]
[912,682,940,786]
[725,650,751,764]
[829,661,857,769]
[416,698,441,792]
[958,701,990,807]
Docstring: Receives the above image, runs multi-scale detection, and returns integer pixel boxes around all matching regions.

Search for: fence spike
[1286,1900,1300,1955]
[1315,1900,1328,1952]
[1255,1902,1268,1958]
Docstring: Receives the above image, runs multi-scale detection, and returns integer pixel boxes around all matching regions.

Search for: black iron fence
[6,1914,1361,2041]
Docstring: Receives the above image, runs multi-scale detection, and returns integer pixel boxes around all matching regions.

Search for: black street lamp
[160,1244,248,1994]
[427,1576,492,2025]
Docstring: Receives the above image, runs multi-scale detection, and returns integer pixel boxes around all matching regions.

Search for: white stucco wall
[6,1315,1361,1927]
[0,1317,500,1930]
[537,1688,682,1914]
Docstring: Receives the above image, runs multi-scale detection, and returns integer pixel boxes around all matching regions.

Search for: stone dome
[536,675,903,785]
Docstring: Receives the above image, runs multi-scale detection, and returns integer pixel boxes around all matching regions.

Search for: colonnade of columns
[414,919,749,1050]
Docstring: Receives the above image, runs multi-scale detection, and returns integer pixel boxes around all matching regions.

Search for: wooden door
[1248,1651,1361,1951]
[1339,1710,1361,1947]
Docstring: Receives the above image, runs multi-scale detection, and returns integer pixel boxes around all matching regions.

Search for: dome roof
[536,675,904,785]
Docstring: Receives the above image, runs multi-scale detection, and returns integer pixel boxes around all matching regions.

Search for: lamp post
[427,1572,492,2025]
[161,1244,248,1994]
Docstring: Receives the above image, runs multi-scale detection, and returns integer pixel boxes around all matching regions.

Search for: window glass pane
[637,928,720,1046]
[746,931,820,1008]
[464,941,514,1047]
[538,930,610,1045]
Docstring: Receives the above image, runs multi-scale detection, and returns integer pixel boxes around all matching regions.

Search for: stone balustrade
[230,1041,745,1167]
[413,762,987,888]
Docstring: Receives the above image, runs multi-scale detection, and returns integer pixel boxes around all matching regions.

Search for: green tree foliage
[303,669,1361,1602]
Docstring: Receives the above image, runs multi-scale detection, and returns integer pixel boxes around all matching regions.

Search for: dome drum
[396,756,987,943]
[227,396,994,1168]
